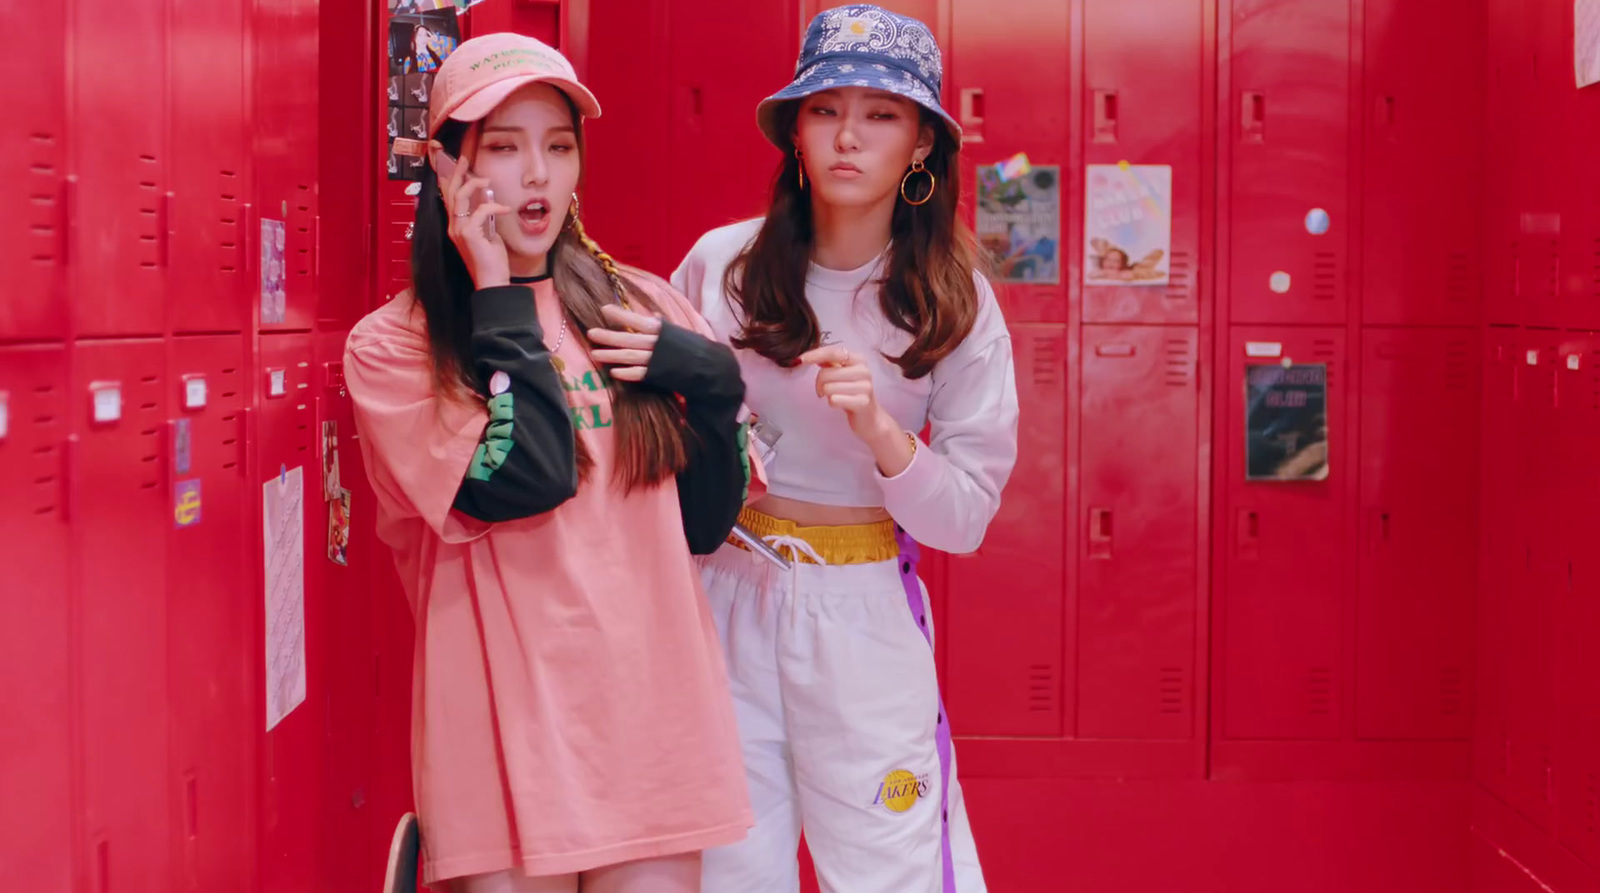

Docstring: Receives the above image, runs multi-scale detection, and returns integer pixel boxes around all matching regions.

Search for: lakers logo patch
[873,768,931,814]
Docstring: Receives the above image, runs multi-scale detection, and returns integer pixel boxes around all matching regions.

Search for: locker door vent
[1027,663,1055,713]
[1312,340,1338,388]
[136,375,164,491]
[1540,237,1560,301]
[1440,666,1465,717]
[1307,667,1334,716]
[1165,250,1192,303]
[1588,354,1600,410]
[294,184,313,280]
[28,132,61,268]
[1158,666,1187,716]
[1447,252,1474,305]
[1313,252,1338,302]
[1031,335,1062,386]
[26,382,61,517]
[138,156,161,270]
[219,170,242,273]
[1445,339,1473,391]
[1164,338,1193,387]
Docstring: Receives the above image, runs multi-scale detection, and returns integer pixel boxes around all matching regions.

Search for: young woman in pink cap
[672,5,1017,893]
[347,33,757,893]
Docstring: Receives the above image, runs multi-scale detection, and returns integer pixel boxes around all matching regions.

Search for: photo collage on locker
[386,2,463,181]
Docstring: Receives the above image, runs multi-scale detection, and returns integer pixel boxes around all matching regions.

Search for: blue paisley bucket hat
[756,4,961,149]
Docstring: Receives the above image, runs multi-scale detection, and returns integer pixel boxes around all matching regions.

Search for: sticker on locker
[91,383,122,423]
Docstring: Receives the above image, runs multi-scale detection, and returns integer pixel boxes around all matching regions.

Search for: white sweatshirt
[671,218,1019,555]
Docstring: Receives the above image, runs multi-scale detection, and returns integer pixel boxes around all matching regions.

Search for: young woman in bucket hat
[671,5,1017,892]
[347,32,761,893]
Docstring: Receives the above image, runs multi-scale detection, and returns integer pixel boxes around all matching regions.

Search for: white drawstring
[763,534,828,592]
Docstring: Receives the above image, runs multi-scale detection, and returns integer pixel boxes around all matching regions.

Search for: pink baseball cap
[428,32,601,138]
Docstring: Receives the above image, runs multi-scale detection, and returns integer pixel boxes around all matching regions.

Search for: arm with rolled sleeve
[877,279,1020,554]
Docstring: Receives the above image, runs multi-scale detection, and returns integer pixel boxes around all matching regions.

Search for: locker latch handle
[1241,91,1265,143]
[959,88,985,143]
[1236,509,1259,559]
[1369,509,1390,551]
[1092,90,1118,143]
[1088,507,1112,559]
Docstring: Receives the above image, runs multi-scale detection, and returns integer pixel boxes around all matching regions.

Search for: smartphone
[429,133,497,239]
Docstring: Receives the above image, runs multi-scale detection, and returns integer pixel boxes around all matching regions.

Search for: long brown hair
[411,107,687,492]
[723,102,978,379]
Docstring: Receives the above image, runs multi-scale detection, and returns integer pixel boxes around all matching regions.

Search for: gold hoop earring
[901,159,935,206]
[796,148,806,190]
[566,192,581,229]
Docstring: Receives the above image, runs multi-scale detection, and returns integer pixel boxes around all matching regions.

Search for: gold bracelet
[905,430,918,457]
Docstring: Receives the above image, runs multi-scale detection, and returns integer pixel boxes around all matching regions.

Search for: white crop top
[671,218,1020,554]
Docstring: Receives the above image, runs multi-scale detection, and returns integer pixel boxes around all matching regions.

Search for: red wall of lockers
[3,0,1598,891]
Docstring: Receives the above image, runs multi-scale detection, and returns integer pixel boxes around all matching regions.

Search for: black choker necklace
[510,273,551,284]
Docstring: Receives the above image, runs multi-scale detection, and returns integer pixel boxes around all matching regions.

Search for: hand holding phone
[431,125,513,289]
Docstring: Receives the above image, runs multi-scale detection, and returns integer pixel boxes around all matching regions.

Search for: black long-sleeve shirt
[451,285,747,552]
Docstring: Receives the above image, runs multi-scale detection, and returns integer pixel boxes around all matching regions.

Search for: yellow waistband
[729,508,899,566]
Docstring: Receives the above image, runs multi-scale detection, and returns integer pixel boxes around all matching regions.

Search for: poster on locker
[387,8,460,180]
[390,0,489,10]
[321,420,341,501]
[260,219,287,324]
[1244,363,1329,482]
[975,165,1060,284]
[1579,0,1600,88]
[264,465,307,730]
[1084,164,1172,287]
[328,488,351,567]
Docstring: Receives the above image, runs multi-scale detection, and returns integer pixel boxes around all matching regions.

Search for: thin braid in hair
[570,215,631,308]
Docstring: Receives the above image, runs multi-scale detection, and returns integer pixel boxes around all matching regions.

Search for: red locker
[803,0,938,26]
[0,346,73,889]
[1355,328,1479,741]
[946,324,1065,738]
[583,0,669,272]
[1474,328,1518,798]
[1077,325,1200,740]
[1481,0,1525,328]
[169,0,250,334]
[1563,70,1600,331]
[1555,336,1600,868]
[949,0,1071,324]
[255,0,318,333]
[0,2,68,341]
[74,339,172,892]
[660,0,798,274]
[256,332,320,893]
[1507,329,1559,832]
[1516,1,1567,332]
[164,336,254,893]
[312,332,377,893]
[72,0,168,338]
[1219,327,1345,741]
[1226,0,1350,326]
[316,0,374,328]
[1082,0,1203,325]
[1361,0,1485,326]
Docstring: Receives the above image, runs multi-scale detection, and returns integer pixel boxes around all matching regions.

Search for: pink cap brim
[445,75,602,131]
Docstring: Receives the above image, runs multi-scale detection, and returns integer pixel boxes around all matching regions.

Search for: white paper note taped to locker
[264,466,307,731]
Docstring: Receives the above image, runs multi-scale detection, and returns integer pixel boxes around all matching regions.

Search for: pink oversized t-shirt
[344,273,756,882]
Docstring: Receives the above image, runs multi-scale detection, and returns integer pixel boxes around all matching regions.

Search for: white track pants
[697,542,986,893]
